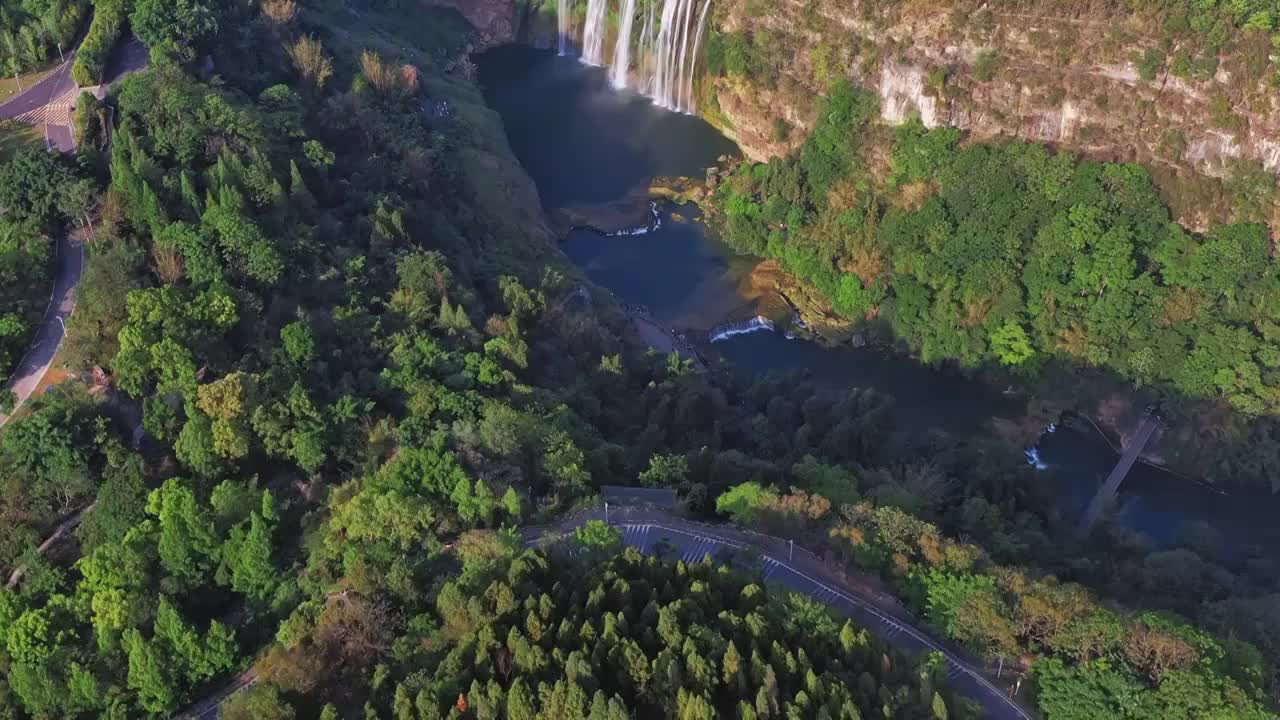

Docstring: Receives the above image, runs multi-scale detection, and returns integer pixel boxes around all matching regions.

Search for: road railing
[529,502,1037,720]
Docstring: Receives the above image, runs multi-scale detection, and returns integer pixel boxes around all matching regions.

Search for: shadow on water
[477,46,738,208]
[477,45,1280,554]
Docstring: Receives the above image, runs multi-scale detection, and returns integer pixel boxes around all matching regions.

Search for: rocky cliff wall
[709,1,1279,228]
[426,0,520,47]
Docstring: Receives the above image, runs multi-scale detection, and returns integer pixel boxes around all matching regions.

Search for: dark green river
[478,45,1280,554]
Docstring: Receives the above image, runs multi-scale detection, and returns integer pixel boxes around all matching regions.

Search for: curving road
[0,55,78,152]
[533,512,1036,720]
[0,233,84,426]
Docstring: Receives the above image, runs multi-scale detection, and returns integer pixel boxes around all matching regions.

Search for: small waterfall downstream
[709,316,776,343]
[582,0,608,65]
[610,0,638,88]
[557,0,713,113]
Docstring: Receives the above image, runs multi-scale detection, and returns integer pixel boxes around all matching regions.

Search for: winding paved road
[0,233,84,427]
[0,55,77,152]
[532,511,1036,720]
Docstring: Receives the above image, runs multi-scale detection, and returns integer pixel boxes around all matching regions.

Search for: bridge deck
[1080,415,1159,531]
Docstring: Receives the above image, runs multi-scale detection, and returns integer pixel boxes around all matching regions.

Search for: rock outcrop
[427,0,520,47]
[710,1,1279,227]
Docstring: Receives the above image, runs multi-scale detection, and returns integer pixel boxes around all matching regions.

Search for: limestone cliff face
[427,0,519,47]
[710,1,1279,227]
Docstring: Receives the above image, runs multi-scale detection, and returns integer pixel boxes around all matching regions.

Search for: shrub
[973,49,1000,82]
[71,2,126,87]
[1136,47,1165,81]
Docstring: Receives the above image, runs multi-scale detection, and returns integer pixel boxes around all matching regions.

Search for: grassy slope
[0,120,42,163]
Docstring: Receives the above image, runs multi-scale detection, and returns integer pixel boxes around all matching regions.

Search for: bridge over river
[1079,414,1161,533]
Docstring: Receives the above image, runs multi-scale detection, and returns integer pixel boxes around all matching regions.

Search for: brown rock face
[707,0,1279,227]
[427,0,518,47]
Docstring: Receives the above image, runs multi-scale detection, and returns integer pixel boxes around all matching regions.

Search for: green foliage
[72,0,126,86]
[0,0,85,76]
[0,149,82,229]
[712,102,1280,419]
[0,216,51,381]
[0,4,1272,720]
[131,0,223,65]
[973,49,1000,82]
[416,548,952,718]
[715,482,778,524]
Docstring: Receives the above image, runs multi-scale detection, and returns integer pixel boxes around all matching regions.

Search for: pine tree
[393,684,414,720]
[755,686,771,719]
[289,160,316,213]
[180,170,203,217]
[723,641,744,687]
[502,486,522,522]
[507,678,537,720]
[931,692,949,720]
[124,630,178,714]
[269,178,289,217]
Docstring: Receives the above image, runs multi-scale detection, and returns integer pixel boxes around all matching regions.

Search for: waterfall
[610,0,638,88]
[582,0,608,65]
[687,0,712,111]
[646,0,713,112]
[558,0,571,55]
[564,0,713,112]
[1025,447,1049,470]
[709,316,776,343]
[637,3,654,92]
[675,0,694,110]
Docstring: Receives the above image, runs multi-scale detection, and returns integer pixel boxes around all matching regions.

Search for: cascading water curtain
[558,0,571,55]
[637,2,655,92]
[686,0,712,112]
[582,0,609,65]
[569,0,712,109]
[610,0,638,88]
[643,0,711,112]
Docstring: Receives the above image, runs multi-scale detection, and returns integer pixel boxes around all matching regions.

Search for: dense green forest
[242,524,969,719]
[702,75,1280,490]
[0,147,93,399]
[0,0,85,76]
[716,480,1272,719]
[0,0,1276,718]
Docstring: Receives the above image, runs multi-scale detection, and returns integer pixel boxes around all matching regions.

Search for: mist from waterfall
[582,0,608,65]
[610,0,638,88]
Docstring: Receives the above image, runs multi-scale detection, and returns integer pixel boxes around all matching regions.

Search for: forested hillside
[245,524,965,719]
[0,1,1275,719]
[0,0,86,76]
[0,150,83,393]
[702,73,1280,490]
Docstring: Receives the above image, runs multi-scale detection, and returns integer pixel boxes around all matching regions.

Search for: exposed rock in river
[552,193,655,235]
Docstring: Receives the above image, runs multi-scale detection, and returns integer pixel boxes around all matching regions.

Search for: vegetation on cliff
[717,480,1273,720]
[0,0,1276,718]
[706,76,1280,490]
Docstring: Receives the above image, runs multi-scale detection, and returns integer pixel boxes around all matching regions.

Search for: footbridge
[1078,414,1160,533]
